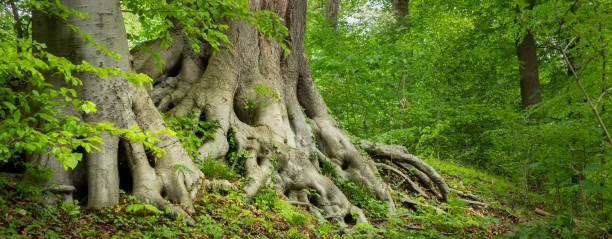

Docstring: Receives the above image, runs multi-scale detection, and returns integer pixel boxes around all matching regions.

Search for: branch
[558,44,612,146]
[596,87,612,109]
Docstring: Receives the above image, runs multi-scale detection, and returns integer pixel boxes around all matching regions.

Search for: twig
[596,87,612,109]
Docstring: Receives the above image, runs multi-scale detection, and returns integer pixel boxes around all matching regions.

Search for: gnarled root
[360,140,450,202]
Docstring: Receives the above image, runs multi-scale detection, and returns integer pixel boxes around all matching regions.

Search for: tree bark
[516,0,542,109]
[32,0,202,213]
[392,0,410,19]
[325,0,339,30]
[30,0,449,223]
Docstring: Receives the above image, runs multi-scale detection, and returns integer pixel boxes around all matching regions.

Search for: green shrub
[163,110,218,160]
[336,178,388,219]
[252,189,278,211]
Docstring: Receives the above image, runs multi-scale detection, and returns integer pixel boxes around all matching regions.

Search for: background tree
[516,0,542,108]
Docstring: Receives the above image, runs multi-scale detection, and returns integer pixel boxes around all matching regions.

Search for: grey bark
[31,0,202,213]
[29,0,449,224]
[392,0,410,19]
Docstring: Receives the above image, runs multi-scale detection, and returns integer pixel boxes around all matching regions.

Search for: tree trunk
[31,0,449,223]
[32,0,202,214]
[325,0,339,30]
[392,0,410,19]
[516,0,542,109]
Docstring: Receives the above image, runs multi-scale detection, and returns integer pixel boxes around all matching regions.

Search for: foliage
[199,157,240,180]
[163,110,218,159]
[335,178,388,219]
[306,0,611,236]
[318,157,338,178]
[0,39,167,171]
[123,0,290,63]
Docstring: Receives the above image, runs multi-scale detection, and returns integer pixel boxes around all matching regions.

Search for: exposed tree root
[360,140,450,202]
[400,197,447,215]
[20,0,454,226]
[451,188,482,202]
[375,163,429,199]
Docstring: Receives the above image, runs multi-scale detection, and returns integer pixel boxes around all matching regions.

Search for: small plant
[163,110,218,159]
[252,189,278,211]
[318,158,337,178]
[60,200,80,221]
[125,203,163,215]
[199,157,240,180]
[241,84,280,123]
[280,228,307,239]
[302,188,321,199]
[228,150,249,176]
[336,178,388,219]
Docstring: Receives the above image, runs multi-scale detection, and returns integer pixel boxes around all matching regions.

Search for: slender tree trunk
[325,0,339,30]
[516,0,542,109]
[392,0,409,19]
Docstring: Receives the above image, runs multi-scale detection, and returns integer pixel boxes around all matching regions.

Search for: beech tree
[516,0,542,109]
[23,0,449,223]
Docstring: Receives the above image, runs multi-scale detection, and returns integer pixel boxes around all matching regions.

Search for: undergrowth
[1,155,589,238]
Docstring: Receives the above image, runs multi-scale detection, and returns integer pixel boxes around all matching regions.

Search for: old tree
[18,0,450,223]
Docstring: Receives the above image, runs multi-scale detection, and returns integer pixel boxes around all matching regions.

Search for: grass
[0,156,546,238]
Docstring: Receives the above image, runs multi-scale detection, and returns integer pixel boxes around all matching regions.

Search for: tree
[31,0,202,213]
[516,0,542,109]
[325,0,339,30]
[392,0,409,19]
[27,0,449,223]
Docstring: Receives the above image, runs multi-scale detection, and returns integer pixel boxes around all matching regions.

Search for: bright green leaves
[123,0,289,56]
[0,37,156,171]
[163,110,218,160]
[125,203,163,215]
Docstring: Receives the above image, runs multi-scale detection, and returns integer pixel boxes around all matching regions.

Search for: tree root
[451,188,482,202]
[400,197,447,215]
[360,140,449,202]
[375,163,429,199]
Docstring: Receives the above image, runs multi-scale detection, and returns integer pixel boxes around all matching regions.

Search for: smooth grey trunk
[31,0,202,212]
[30,0,449,223]
[32,0,130,207]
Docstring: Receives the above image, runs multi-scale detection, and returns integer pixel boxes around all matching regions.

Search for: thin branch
[596,87,612,109]
[558,44,612,146]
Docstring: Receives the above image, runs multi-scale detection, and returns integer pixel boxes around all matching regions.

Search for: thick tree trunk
[516,0,542,109]
[31,0,202,214]
[31,0,449,223]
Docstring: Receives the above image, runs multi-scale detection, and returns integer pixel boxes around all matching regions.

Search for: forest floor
[0,157,543,238]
